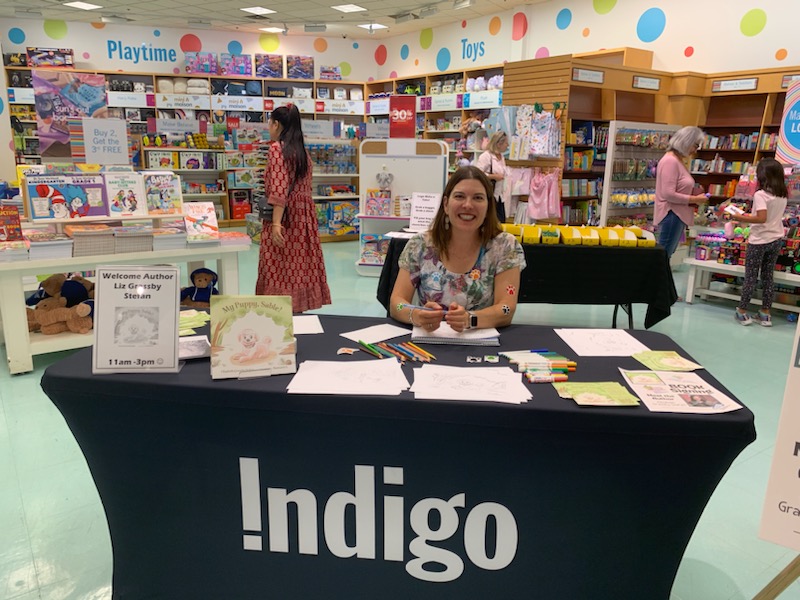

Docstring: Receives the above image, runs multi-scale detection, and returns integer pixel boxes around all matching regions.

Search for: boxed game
[327,200,358,236]
[255,54,283,78]
[179,152,204,170]
[185,52,218,74]
[286,55,314,80]
[147,151,179,170]
[229,189,252,220]
[219,53,253,76]
[26,47,74,68]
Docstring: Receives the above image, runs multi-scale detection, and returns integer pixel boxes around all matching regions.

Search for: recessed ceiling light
[419,5,438,17]
[259,26,284,33]
[358,23,387,30]
[331,4,365,12]
[453,0,474,9]
[64,1,103,10]
[241,6,276,15]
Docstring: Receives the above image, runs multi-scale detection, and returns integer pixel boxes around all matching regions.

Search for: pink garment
[546,172,560,218]
[527,170,550,220]
[654,152,696,227]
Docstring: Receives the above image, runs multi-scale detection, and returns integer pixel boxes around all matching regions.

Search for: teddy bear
[26,273,92,308]
[33,297,93,335]
[180,267,219,308]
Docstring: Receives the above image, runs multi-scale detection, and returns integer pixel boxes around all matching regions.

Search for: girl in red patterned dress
[256,105,332,312]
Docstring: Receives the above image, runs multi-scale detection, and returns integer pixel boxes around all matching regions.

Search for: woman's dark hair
[756,157,788,198]
[430,166,502,258]
[271,104,308,181]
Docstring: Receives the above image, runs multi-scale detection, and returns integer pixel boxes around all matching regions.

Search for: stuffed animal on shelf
[180,268,220,308]
[26,273,92,308]
[33,296,94,335]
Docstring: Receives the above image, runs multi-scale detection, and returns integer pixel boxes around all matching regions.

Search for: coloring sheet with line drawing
[287,359,410,395]
[410,365,531,403]
[555,328,650,356]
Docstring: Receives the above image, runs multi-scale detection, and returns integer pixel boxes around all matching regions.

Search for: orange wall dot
[582,27,590,37]
[314,38,328,53]
[776,48,788,61]
[91,22,105,29]
[489,17,501,35]
[415,59,419,66]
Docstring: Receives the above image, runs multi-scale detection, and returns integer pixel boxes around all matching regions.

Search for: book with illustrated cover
[143,171,183,215]
[209,295,296,380]
[0,205,23,241]
[104,172,148,218]
[182,201,219,243]
[26,174,108,220]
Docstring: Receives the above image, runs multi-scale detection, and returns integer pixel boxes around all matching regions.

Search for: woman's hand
[444,302,469,332]
[416,302,447,332]
[270,224,285,247]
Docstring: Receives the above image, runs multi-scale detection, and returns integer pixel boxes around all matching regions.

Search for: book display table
[41,315,755,599]
[378,238,678,329]
[0,244,248,374]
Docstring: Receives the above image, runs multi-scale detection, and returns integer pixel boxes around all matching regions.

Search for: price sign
[389,95,417,139]
[83,117,129,165]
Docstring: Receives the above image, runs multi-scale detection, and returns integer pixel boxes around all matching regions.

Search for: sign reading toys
[389,95,417,139]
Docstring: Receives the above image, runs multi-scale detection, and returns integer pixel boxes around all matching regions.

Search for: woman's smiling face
[444,178,488,231]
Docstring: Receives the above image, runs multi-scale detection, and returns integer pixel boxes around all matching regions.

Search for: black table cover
[377,237,678,328]
[41,315,754,599]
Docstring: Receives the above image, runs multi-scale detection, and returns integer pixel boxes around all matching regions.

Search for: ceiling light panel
[260,26,284,32]
[331,4,365,12]
[241,6,276,15]
[358,23,387,30]
[64,1,103,10]
[453,0,474,9]
[419,5,438,17]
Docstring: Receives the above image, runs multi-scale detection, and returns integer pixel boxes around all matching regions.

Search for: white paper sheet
[555,328,650,356]
[410,365,531,404]
[292,315,324,335]
[340,324,410,344]
[287,359,410,396]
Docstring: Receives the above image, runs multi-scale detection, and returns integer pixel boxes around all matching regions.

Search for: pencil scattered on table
[357,340,436,362]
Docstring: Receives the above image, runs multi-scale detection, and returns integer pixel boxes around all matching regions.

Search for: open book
[411,323,500,346]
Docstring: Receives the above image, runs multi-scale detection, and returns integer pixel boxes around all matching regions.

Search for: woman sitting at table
[390,166,526,332]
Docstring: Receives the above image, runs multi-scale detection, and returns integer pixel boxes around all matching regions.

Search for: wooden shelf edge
[320,233,358,243]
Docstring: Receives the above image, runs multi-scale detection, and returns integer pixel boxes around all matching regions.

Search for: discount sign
[83,117,129,165]
[389,94,417,139]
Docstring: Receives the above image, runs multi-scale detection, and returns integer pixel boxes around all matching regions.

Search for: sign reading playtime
[776,79,800,165]
[107,40,178,65]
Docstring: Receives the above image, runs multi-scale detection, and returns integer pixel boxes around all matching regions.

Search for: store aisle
[0,241,797,600]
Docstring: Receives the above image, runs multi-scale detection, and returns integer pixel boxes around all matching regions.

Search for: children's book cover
[26,174,108,219]
[143,171,183,215]
[286,55,314,80]
[182,201,220,242]
[255,54,283,78]
[105,172,148,218]
[0,205,23,241]
[210,295,296,380]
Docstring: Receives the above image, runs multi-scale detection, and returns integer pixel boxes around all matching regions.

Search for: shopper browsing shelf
[389,166,526,332]
[474,130,510,223]
[654,125,709,258]
[731,158,788,327]
[255,104,331,313]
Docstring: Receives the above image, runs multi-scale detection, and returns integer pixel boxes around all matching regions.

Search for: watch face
[469,313,478,328]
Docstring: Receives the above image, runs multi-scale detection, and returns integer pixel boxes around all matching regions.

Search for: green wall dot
[740,9,767,37]
[43,20,68,40]
[339,62,352,77]
[420,28,433,49]
[593,0,616,15]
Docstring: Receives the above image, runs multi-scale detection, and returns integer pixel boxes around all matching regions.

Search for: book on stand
[182,201,220,244]
[0,205,23,241]
[143,171,183,216]
[26,174,108,220]
[209,295,297,380]
[105,172,148,218]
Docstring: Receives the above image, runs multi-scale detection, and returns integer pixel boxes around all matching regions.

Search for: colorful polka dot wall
[0,1,795,81]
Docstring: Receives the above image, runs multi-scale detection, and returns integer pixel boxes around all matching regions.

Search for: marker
[525,374,568,383]
[529,348,549,353]
[402,303,449,314]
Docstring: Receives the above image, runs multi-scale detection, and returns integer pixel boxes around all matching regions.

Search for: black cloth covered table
[377,237,678,328]
[41,315,754,599]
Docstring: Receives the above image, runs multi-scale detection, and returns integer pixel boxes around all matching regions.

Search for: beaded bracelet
[409,307,420,327]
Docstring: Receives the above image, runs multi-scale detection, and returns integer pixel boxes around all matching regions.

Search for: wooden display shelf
[561,195,599,201]
[320,233,358,243]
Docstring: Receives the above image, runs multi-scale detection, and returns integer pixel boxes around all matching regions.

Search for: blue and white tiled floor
[1,240,798,599]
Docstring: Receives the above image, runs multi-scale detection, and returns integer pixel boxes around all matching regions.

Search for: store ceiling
[0,0,547,39]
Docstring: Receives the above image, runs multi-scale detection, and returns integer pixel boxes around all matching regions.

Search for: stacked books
[152,220,188,251]
[26,231,74,260]
[64,223,114,257]
[113,224,154,253]
[218,230,251,246]
[0,240,28,261]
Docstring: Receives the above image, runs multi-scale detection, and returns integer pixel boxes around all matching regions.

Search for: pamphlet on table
[620,369,742,414]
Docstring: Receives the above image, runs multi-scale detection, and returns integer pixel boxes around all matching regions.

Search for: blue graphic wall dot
[0,98,4,116]
[353,42,359,49]
[9,28,25,44]
[637,8,666,43]
[436,47,451,72]
[556,9,572,30]
[154,30,161,37]
[228,41,243,55]
[400,44,409,60]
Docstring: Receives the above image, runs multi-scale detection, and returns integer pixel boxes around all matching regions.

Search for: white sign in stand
[757,320,800,598]
[92,265,181,374]
[407,192,442,232]
[83,117,129,165]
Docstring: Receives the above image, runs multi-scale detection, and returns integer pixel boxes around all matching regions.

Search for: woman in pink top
[654,126,708,258]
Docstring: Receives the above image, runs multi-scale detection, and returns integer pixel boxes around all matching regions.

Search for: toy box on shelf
[185,52,218,74]
[359,233,390,265]
[218,54,252,76]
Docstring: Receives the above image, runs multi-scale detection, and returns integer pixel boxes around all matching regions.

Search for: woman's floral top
[398,231,526,310]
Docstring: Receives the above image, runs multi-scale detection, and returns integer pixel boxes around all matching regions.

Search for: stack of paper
[64,223,114,257]
[411,323,500,346]
[152,226,188,250]
[410,365,531,403]
[26,232,73,260]
[288,360,409,396]
[113,224,154,253]
[0,240,28,261]
[552,382,640,407]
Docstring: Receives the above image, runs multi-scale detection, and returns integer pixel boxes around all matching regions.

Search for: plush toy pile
[180,267,220,308]
[26,273,95,335]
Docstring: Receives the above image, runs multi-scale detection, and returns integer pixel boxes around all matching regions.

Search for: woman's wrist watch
[467,311,478,329]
